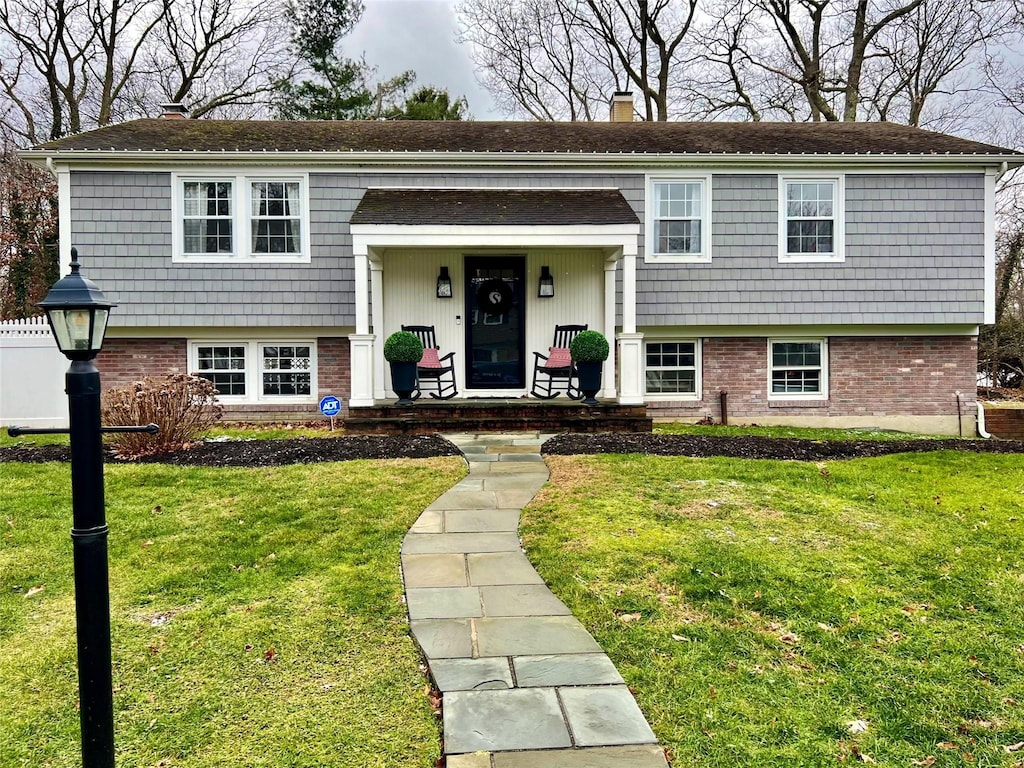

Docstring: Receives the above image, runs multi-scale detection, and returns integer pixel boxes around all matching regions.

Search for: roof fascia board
[19,148,1024,171]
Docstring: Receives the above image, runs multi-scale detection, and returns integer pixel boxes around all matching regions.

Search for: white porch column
[370,259,386,400]
[349,241,375,406]
[602,254,618,398]
[347,334,376,407]
[617,240,643,404]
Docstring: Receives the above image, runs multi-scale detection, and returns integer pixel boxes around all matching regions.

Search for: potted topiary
[383,331,424,405]
[569,330,610,405]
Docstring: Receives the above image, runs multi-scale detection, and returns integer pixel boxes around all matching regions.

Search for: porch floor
[345,398,652,435]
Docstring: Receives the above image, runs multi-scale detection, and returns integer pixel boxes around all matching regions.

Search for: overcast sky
[344,0,503,120]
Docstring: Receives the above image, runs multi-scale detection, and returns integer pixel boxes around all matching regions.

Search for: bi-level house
[21,96,1022,434]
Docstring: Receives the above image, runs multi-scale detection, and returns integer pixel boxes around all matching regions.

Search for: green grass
[0,457,464,767]
[654,423,952,440]
[524,452,1024,767]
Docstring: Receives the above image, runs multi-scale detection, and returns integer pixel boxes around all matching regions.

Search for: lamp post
[38,248,116,767]
[9,250,157,766]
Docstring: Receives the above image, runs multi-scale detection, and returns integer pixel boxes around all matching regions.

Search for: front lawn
[0,457,464,767]
[523,451,1024,767]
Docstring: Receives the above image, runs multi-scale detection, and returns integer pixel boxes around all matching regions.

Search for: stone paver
[401,553,467,588]
[492,745,668,767]
[468,552,545,586]
[406,587,482,620]
[409,618,472,658]
[444,509,521,533]
[512,654,624,687]
[480,585,571,617]
[558,686,658,747]
[402,532,520,554]
[476,616,602,657]
[400,432,663,765]
[444,689,571,753]
[430,657,513,691]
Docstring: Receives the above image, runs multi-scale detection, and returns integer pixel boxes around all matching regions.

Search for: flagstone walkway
[401,432,668,768]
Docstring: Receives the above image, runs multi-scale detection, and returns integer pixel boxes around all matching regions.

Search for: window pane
[261,345,312,396]
[645,342,697,394]
[658,220,700,254]
[195,345,246,395]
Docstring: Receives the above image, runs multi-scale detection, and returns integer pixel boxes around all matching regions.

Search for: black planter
[389,361,418,405]
[575,361,603,405]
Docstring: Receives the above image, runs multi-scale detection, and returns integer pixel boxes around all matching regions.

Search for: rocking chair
[401,325,458,400]
[530,324,587,399]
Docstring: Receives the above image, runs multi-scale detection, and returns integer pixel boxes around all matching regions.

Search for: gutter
[17,148,1024,172]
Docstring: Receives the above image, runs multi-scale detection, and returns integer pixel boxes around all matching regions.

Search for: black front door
[464,256,525,389]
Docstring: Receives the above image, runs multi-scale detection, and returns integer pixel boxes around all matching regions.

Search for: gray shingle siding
[638,173,985,326]
[70,169,983,329]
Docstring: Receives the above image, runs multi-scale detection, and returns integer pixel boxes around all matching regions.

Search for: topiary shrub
[569,330,610,363]
[101,373,223,457]
[383,331,424,363]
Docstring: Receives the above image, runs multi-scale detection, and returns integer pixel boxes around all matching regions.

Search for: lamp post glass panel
[38,248,117,767]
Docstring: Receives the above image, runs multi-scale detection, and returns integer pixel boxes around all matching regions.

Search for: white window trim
[767,338,828,401]
[644,174,713,264]
[778,174,845,263]
[643,338,702,401]
[189,340,318,404]
[172,172,311,263]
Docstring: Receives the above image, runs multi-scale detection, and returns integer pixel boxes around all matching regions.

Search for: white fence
[0,317,69,428]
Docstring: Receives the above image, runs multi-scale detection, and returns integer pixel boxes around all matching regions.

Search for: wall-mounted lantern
[436,266,453,299]
[538,266,555,298]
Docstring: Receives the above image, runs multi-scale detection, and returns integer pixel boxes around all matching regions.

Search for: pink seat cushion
[419,348,442,368]
[546,347,572,368]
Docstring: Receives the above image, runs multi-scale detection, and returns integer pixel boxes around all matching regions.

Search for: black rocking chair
[402,325,458,400]
[530,324,587,399]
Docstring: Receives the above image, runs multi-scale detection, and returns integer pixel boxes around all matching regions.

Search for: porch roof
[350,188,640,226]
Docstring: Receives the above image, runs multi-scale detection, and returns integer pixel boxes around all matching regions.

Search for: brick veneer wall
[649,335,977,423]
[96,338,187,390]
[95,336,352,420]
[982,407,1024,440]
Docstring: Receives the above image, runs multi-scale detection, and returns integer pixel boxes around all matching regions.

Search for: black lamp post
[39,248,118,767]
[9,249,155,767]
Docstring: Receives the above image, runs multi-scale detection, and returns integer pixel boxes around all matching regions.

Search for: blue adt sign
[319,396,341,417]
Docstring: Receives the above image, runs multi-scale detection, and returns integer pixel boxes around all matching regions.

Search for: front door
[464,256,525,389]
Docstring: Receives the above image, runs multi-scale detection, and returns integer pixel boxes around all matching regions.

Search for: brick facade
[96,338,187,390]
[96,336,352,421]
[648,335,978,432]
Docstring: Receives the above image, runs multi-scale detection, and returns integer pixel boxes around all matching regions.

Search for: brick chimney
[609,91,634,122]
[159,103,189,119]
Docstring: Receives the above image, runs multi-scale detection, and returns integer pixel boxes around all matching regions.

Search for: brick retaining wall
[982,406,1024,440]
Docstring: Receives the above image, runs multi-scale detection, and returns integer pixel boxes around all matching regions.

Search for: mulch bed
[543,433,1024,460]
[3,432,1024,466]
[0,435,462,467]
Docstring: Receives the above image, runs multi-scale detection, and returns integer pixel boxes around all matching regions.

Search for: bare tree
[456,0,702,121]
[144,0,293,119]
[0,0,97,141]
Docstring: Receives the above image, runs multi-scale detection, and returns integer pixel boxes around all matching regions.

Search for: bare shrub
[102,374,223,457]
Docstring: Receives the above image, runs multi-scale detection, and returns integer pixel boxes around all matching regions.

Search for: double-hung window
[183,181,234,255]
[779,175,844,262]
[645,340,701,398]
[768,339,828,399]
[647,176,711,262]
[190,341,316,402]
[174,174,309,262]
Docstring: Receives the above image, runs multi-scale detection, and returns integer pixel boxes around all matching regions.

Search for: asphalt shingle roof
[32,118,1020,156]
[350,188,641,226]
